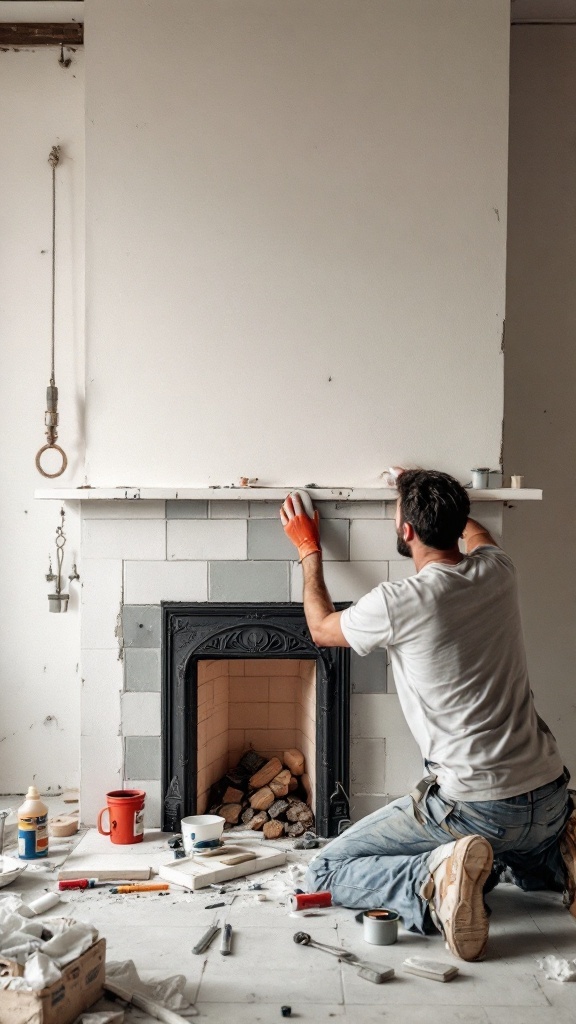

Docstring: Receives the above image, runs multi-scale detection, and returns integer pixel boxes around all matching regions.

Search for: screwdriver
[58,878,108,891]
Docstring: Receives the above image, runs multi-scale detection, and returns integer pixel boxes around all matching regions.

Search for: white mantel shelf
[34,487,543,502]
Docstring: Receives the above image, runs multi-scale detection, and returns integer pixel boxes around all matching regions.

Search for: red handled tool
[58,878,107,891]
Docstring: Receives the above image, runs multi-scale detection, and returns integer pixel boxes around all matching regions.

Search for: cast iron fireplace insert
[161,602,350,836]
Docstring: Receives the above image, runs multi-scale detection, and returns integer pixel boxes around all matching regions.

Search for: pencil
[109,883,169,894]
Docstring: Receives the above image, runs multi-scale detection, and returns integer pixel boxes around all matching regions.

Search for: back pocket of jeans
[445,810,506,841]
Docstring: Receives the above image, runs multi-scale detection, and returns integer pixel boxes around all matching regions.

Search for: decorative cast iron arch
[161,603,350,836]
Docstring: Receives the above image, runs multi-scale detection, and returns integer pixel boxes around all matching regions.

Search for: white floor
[1,804,576,1023]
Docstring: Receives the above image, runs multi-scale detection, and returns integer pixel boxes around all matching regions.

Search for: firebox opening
[162,602,350,837]
[196,658,316,818]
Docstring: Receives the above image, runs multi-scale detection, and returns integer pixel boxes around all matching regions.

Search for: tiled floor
[1,808,576,1022]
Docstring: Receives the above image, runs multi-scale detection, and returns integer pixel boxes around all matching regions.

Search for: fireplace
[161,602,350,837]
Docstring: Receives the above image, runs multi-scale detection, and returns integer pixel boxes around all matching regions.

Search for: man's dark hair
[396,470,470,550]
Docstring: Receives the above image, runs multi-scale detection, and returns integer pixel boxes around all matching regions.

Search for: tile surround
[79,500,502,827]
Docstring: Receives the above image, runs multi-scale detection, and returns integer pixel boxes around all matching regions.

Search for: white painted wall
[0,45,84,793]
[85,0,510,488]
[0,1,516,800]
[503,26,576,779]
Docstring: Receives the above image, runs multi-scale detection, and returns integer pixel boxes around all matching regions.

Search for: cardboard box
[0,938,105,1024]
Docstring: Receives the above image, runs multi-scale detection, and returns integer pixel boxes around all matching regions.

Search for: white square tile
[168,519,247,560]
[379,694,424,796]
[351,693,389,739]
[388,559,416,581]
[81,501,166,519]
[351,737,386,793]
[81,559,123,649]
[290,561,388,602]
[350,520,399,560]
[81,649,123,738]
[470,501,503,543]
[80,734,123,827]
[350,793,390,822]
[351,693,424,792]
[80,649,124,824]
[82,519,166,559]
[121,692,161,736]
[124,560,208,603]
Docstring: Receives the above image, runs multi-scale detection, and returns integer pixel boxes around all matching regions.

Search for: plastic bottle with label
[18,786,49,859]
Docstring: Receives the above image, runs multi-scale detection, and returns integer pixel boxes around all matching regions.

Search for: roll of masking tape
[363,908,399,945]
[26,892,62,915]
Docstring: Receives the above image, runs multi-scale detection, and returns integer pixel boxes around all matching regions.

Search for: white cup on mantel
[471,468,490,489]
[511,475,525,489]
[181,814,225,855]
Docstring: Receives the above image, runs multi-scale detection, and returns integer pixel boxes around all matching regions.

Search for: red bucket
[97,789,145,845]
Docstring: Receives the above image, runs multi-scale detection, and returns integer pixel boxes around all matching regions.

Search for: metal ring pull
[35,443,68,479]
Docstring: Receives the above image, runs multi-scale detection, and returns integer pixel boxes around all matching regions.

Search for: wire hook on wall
[45,507,79,613]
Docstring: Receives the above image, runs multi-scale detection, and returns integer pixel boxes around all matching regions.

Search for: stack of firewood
[207,747,314,840]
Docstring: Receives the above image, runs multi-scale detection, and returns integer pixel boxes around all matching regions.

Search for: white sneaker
[423,835,493,962]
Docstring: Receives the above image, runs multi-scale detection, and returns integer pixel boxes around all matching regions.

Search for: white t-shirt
[340,546,563,801]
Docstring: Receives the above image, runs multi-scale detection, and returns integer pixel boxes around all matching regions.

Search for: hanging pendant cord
[35,145,67,478]
[48,145,59,387]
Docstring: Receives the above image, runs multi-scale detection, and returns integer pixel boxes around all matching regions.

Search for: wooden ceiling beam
[0,23,83,47]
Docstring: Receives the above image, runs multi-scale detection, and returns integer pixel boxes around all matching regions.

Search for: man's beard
[396,525,412,559]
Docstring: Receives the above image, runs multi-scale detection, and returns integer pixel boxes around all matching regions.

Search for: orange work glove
[280,491,321,561]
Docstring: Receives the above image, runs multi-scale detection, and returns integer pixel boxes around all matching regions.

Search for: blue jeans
[305,772,572,934]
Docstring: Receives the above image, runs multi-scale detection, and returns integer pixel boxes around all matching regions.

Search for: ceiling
[511,0,576,22]
[2,0,576,28]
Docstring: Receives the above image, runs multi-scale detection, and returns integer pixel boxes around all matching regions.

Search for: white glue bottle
[18,786,49,860]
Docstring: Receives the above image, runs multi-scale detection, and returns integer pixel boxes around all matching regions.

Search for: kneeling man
[280,470,575,962]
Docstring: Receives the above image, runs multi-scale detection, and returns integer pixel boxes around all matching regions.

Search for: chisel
[220,923,233,956]
[192,923,220,955]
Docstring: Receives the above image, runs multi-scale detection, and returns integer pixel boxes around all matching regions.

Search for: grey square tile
[317,519,349,560]
[123,605,161,648]
[248,518,349,561]
[209,501,249,519]
[350,649,388,693]
[166,501,208,519]
[125,736,161,780]
[316,501,386,519]
[249,501,283,518]
[209,561,289,601]
[248,519,298,560]
[124,648,161,692]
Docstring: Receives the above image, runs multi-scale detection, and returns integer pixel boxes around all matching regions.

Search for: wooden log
[268,798,289,820]
[288,776,299,792]
[224,769,248,791]
[248,811,269,831]
[241,807,256,826]
[269,769,291,797]
[301,773,313,807]
[237,749,267,778]
[249,757,283,790]
[283,749,305,776]
[263,820,284,840]
[286,800,314,827]
[285,821,306,838]
[219,803,243,825]
[222,786,245,805]
[249,786,275,811]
